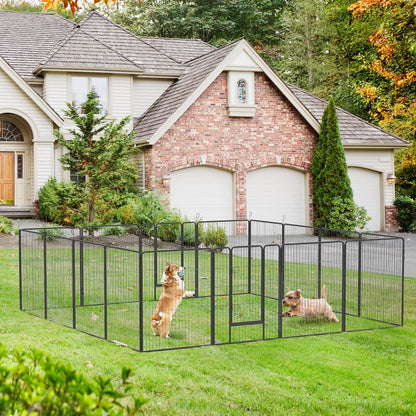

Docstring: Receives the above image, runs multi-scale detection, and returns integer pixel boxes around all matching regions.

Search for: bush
[394,194,415,232]
[326,197,370,232]
[37,227,64,241]
[181,220,204,246]
[38,178,87,226]
[103,224,127,236]
[201,225,228,249]
[0,216,13,234]
[0,344,148,415]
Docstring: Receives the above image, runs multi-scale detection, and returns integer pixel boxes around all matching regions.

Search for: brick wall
[385,205,399,232]
[144,71,317,224]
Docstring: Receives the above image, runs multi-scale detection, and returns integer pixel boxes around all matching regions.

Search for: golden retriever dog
[150,263,194,338]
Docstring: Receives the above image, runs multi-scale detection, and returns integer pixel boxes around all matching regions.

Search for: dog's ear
[295,289,301,297]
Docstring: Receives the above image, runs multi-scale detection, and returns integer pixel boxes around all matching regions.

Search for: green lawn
[1,247,416,415]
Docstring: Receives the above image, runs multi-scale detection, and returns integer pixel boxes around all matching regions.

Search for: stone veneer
[385,205,399,232]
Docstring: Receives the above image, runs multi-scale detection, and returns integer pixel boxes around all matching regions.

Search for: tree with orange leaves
[349,0,416,141]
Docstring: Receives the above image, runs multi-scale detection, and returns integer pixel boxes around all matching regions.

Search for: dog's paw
[282,310,290,317]
[184,291,194,298]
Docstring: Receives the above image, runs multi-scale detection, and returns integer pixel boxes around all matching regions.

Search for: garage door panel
[170,167,233,221]
[348,167,381,231]
[247,167,306,227]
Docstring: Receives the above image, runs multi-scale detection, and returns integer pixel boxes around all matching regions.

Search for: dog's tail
[321,284,326,299]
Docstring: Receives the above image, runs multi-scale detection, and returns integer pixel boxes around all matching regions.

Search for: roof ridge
[287,82,408,144]
[78,10,184,66]
[38,23,144,71]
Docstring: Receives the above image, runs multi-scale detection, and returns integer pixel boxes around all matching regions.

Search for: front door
[0,152,14,204]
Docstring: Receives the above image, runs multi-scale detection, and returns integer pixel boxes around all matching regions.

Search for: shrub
[0,216,13,234]
[394,194,415,232]
[103,224,127,236]
[0,344,148,415]
[326,197,370,232]
[201,225,228,249]
[37,227,64,241]
[38,178,87,226]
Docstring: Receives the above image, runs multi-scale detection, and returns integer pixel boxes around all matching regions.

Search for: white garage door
[348,167,381,231]
[247,167,306,225]
[170,166,233,221]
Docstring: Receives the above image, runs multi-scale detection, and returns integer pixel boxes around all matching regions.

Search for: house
[0,10,408,231]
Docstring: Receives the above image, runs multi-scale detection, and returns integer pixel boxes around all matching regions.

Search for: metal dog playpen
[19,220,404,352]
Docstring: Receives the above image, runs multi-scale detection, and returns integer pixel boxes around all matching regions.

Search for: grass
[1,246,416,415]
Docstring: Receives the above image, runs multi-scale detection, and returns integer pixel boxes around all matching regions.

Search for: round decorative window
[0,120,24,142]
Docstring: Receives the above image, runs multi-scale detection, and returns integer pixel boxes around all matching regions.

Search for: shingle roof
[133,40,240,143]
[35,27,143,73]
[287,84,408,148]
[0,11,74,80]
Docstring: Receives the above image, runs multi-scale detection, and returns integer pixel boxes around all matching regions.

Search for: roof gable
[0,56,63,126]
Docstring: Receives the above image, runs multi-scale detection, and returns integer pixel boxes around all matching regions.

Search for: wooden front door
[0,152,14,204]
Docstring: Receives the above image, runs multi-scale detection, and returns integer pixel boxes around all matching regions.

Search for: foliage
[0,0,73,18]
[311,97,364,230]
[103,224,127,236]
[0,216,13,235]
[326,197,370,231]
[200,225,228,249]
[0,344,148,415]
[349,0,416,142]
[109,0,286,47]
[396,143,416,199]
[38,178,87,225]
[37,227,64,241]
[180,219,204,246]
[55,90,138,225]
[394,194,416,232]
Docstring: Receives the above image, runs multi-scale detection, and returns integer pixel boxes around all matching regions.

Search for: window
[227,72,256,117]
[0,120,24,142]
[17,154,23,179]
[72,76,108,113]
[237,80,247,104]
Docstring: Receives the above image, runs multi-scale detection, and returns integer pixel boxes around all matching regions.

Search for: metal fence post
[195,222,200,298]
[153,224,158,301]
[80,226,84,306]
[342,242,347,332]
[210,249,216,346]
[261,246,265,340]
[318,227,322,299]
[278,243,284,339]
[104,246,108,340]
[18,230,23,311]
[43,233,48,320]
[358,233,362,317]
[139,243,144,352]
[72,240,76,329]
[248,220,252,294]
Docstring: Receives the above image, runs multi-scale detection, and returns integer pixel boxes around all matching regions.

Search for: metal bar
[229,247,233,342]
[72,240,76,329]
[278,244,284,339]
[401,238,405,327]
[180,223,184,266]
[18,230,22,311]
[231,320,263,327]
[317,228,322,298]
[139,244,144,352]
[248,220,252,294]
[154,225,158,300]
[342,242,347,332]
[210,249,215,346]
[43,233,47,320]
[358,233,362,317]
[104,246,108,340]
[80,227,84,306]
[261,245,265,339]
[195,222,199,298]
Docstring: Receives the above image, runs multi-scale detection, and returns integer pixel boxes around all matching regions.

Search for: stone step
[0,206,35,219]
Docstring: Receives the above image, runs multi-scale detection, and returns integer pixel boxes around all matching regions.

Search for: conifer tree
[312,97,368,230]
[55,90,138,224]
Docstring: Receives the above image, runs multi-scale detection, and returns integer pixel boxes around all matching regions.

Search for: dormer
[226,48,261,117]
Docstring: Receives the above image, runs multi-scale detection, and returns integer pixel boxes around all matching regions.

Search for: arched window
[237,79,247,104]
[0,120,24,142]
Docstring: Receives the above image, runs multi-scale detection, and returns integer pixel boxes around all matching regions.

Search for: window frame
[71,75,109,114]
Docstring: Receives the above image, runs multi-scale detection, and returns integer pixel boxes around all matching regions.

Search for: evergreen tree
[55,90,138,224]
[312,97,368,230]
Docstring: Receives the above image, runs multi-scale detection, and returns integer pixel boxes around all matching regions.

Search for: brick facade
[385,205,399,232]
[144,72,318,224]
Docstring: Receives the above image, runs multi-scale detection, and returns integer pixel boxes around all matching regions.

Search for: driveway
[3,219,416,279]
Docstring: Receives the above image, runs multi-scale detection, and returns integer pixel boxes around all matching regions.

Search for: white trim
[0,57,63,127]
[147,39,320,145]
[35,66,144,76]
